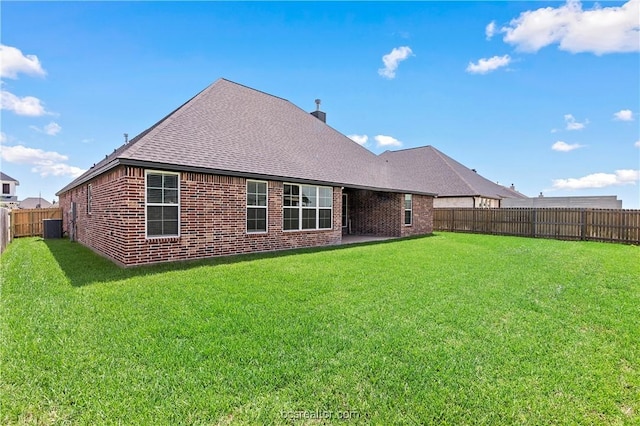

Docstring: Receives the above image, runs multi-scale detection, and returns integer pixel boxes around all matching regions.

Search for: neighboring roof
[380,146,527,200]
[0,172,19,183]
[19,197,53,209]
[58,78,434,196]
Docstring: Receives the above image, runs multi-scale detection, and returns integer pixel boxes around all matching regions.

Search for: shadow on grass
[42,235,433,288]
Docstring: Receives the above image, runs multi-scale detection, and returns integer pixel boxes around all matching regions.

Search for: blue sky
[2,1,639,207]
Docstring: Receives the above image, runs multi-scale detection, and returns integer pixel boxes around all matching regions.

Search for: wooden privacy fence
[433,208,640,244]
[10,208,63,238]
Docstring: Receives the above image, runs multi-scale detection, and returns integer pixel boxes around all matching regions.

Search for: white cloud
[552,141,584,152]
[564,114,588,130]
[374,135,402,147]
[501,0,640,55]
[0,44,46,79]
[486,21,497,40]
[552,169,640,189]
[378,46,413,79]
[0,144,85,178]
[348,134,368,145]
[613,109,634,121]
[0,132,6,144]
[30,121,62,136]
[635,140,640,148]
[1,89,49,116]
[466,55,511,74]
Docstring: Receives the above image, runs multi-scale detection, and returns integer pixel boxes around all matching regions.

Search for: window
[247,180,267,233]
[283,184,332,231]
[404,194,412,225]
[2,183,9,195]
[146,171,179,237]
[87,184,92,215]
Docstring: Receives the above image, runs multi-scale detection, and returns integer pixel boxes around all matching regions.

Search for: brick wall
[348,190,403,237]
[401,194,434,237]
[346,189,433,238]
[60,167,343,266]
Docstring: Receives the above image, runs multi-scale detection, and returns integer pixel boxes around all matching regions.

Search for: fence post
[580,209,587,241]
[531,208,536,238]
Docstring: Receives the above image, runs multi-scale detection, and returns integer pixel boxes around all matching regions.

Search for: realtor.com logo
[280,410,362,421]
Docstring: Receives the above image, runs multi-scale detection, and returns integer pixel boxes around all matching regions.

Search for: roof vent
[310,99,326,123]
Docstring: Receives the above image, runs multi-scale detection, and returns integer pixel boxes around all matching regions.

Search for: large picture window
[404,194,412,226]
[283,184,332,231]
[247,180,267,233]
[146,171,179,237]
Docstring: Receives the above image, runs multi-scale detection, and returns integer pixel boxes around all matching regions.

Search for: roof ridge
[429,146,479,195]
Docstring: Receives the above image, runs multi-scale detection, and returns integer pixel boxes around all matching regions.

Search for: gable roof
[58,78,434,196]
[379,146,527,199]
[1,172,19,183]
[19,197,53,209]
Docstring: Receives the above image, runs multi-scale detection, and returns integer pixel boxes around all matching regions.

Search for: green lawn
[1,234,638,425]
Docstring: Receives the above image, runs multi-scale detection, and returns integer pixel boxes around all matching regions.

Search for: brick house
[57,79,435,266]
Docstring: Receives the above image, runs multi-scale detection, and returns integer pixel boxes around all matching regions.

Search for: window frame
[1,183,10,195]
[404,194,413,226]
[145,170,180,239]
[87,183,92,215]
[246,180,268,234]
[283,183,333,231]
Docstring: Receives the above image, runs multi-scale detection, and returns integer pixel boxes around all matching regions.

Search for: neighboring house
[57,79,436,266]
[19,197,54,209]
[380,146,527,208]
[0,172,20,209]
[502,195,623,209]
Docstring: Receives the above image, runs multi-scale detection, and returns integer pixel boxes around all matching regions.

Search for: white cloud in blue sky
[500,0,640,55]
[485,21,497,40]
[30,122,62,136]
[348,134,368,146]
[0,44,46,79]
[374,135,402,148]
[564,114,588,131]
[613,109,634,121]
[378,46,413,79]
[552,141,584,152]
[0,90,50,116]
[0,144,84,178]
[553,169,640,189]
[466,55,511,74]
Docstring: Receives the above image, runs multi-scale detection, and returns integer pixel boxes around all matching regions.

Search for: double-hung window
[404,194,412,226]
[247,180,267,233]
[283,184,332,231]
[146,171,179,237]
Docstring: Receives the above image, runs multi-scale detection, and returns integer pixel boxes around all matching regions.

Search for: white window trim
[87,183,92,215]
[145,170,180,239]
[404,194,413,226]
[283,183,333,232]
[246,179,268,234]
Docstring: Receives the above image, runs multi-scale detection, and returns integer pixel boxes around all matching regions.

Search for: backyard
[1,233,638,424]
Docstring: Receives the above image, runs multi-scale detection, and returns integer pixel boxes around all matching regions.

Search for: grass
[1,233,639,425]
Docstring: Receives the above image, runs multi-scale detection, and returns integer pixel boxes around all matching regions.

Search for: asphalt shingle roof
[380,146,527,199]
[58,79,432,195]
